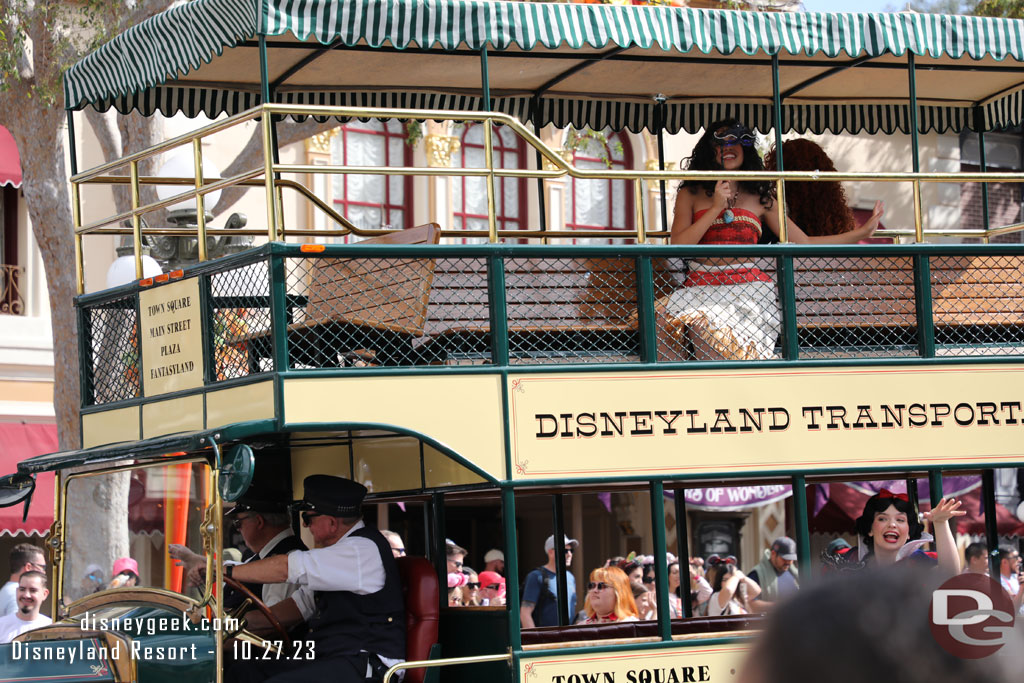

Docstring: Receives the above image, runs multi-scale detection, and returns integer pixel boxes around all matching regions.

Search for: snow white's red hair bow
[877,488,909,502]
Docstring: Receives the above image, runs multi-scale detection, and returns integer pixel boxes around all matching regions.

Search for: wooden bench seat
[230,224,440,369]
[793,255,1024,352]
[419,257,663,363]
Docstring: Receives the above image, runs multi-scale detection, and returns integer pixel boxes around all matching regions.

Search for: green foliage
[974,0,1024,17]
[0,0,138,106]
[564,128,623,168]
[888,0,1024,18]
[405,120,423,147]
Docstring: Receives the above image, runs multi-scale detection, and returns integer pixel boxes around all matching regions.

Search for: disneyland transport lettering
[535,401,1024,438]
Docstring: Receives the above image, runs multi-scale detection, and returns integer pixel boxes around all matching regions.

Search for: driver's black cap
[227,484,292,515]
[292,475,367,517]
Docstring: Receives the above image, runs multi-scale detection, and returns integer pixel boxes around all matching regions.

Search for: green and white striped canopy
[63,0,1024,135]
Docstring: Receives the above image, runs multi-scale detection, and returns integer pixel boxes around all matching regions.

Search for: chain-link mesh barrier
[81,250,1024,392]
[652,257,780,361]
[420,256,492,365]
[502,256,640,364]
[931,254,1024,356]
[282,254,447,368]
[793,255,919,359]
[211,260,273,379]
[82,295,140,405]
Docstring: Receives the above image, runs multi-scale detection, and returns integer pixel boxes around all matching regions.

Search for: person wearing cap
[171,488,306,609]
[520,535,578,628]
[81,563,105,595]
[483,549,504,576]
[746,537,799,612]
[478,571,506,606]
[106,557,140,589]
[224,475,404,683]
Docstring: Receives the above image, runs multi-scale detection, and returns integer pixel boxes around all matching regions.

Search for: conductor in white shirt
[225,475,405,683]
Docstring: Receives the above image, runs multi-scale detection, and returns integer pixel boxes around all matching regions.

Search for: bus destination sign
[139,278,205,397]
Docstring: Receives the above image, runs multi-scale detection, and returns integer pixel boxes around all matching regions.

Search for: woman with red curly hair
[583,566,639,624]
[763,139,884,239]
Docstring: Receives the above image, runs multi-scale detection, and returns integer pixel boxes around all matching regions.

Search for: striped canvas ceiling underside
[63,0,1024,134]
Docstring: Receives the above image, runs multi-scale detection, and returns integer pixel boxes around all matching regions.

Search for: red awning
[0,422,58,536]
[0,126,21,189]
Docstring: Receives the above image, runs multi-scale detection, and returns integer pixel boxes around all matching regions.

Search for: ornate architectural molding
[424,134,461,168]
[543,149,574,172]
[305,128,338,154]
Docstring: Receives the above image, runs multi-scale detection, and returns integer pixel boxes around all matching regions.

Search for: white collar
[340,519,365,540]
[257,528,296,560]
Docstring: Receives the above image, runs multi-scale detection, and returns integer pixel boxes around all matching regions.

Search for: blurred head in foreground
[738,567,1019,683]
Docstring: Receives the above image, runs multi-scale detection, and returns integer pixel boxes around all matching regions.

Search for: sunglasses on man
[301,511,323,526]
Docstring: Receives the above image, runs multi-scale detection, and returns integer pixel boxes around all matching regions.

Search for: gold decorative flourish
[90,663,109,676]
[424,135,461,168]
[305,128,339,154]
[515,459,529,475]
[523,662,537,681]
[511,378,525,394]
[542,149,574,172]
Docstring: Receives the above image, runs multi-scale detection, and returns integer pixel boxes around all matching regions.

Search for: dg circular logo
[929,573,1016,658]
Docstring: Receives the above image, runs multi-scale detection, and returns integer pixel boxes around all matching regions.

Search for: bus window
[674,484,778,619]
[62,460,210,604]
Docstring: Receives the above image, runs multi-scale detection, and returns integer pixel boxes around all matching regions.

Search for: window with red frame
[331,120,412,240]
[566,131,633,241]
[452,124,526,242]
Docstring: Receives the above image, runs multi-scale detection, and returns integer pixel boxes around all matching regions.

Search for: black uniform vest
[306,525,406,659]
[225,532,307,610]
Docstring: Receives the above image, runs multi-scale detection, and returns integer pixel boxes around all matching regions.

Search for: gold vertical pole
[212,465,223,683]
[483,119,498,243]
[193,138,208,261]
[634,178,647,244]
[72,183,85,294]
[913,179,924,243]
[776,178,788,243]
[261,110,278,242]
[130,161,143,278]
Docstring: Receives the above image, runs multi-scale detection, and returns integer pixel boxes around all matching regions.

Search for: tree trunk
[5,105,80,450]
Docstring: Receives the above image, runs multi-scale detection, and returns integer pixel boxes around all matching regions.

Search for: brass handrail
[71,102,1024,293]
[382,652,512,683]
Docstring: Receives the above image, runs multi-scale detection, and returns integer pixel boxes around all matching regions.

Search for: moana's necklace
[722,193,737,224]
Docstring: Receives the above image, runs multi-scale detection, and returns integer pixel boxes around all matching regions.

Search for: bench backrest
[793,255,1024,329]
[424,257,675,334]
[303,224,441,336]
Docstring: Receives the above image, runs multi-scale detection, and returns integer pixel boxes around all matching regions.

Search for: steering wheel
[223,574,292,649]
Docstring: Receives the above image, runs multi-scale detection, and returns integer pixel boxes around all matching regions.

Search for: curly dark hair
[763,139,856,236]
[854,493,924,552]
[680,119,773,208]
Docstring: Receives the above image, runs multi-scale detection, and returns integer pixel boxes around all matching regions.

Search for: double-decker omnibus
[2,2,1024,682]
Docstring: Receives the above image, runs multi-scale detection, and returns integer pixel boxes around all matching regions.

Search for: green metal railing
[69,104,1024,295]
[76,241,1024,408]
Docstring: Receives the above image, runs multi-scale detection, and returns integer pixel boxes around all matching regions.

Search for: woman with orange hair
[583,566,639,624]
[763,139,884,239]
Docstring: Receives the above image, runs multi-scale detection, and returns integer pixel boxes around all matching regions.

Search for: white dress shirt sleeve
[285,522,386,620]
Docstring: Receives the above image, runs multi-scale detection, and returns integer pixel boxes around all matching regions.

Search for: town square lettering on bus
[139,279,204,396]
[548,666,711,683]
[535,400,1024,439]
